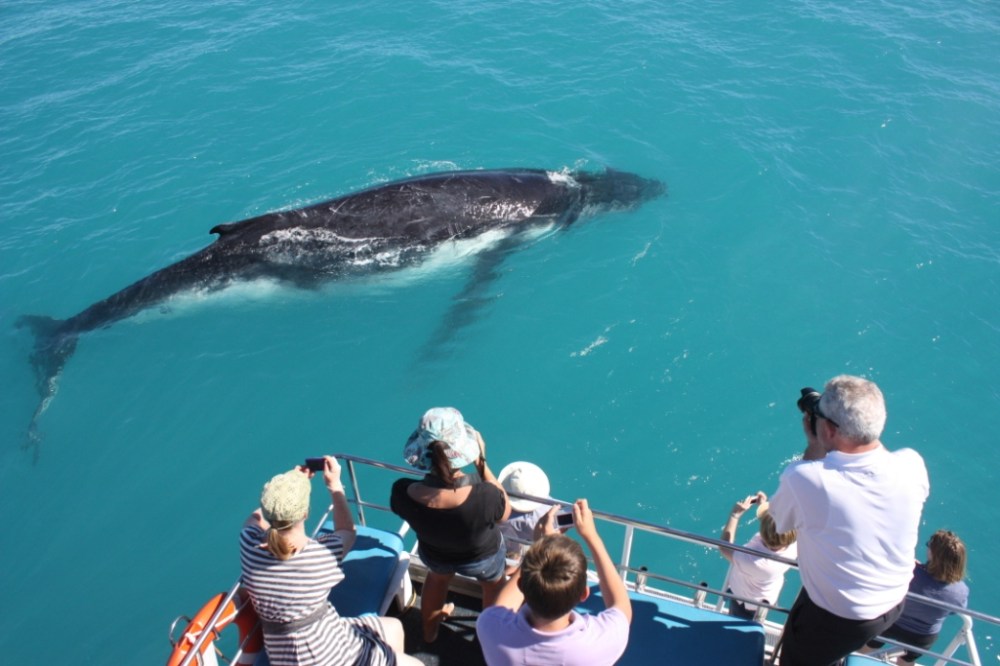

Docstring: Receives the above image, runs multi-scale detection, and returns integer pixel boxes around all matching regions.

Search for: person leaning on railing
[719,491,797,620]
[768,375,930,666]
[239,458,421,666]
[860,529,970,665]
[389,407,512,643]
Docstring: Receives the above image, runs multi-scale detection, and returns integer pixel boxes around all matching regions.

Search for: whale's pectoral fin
[419,234,523,362]
[16,315,77,461]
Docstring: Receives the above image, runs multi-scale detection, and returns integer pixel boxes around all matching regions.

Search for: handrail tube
[177,581,243,666]
[907,592,1000,626]
[619,524,636,580]
[962,615,981,666]
[618,565,791,617]
[879,642,975,666]
[345,459,367,526]
[934,615,980,666]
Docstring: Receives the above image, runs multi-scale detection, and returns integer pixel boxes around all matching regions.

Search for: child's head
[758,509,797,551]
[517,534,588,620]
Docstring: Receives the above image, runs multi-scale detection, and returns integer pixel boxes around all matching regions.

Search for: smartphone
[556,510,575,528]
[749,498,759,504]
[305,457,326,472]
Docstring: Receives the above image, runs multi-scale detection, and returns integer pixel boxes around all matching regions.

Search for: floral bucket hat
[403,407,480,472]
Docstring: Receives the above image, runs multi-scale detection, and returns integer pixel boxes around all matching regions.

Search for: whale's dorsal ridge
[210,222,239,236]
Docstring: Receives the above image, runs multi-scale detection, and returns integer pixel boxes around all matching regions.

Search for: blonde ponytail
[266,522,297,560]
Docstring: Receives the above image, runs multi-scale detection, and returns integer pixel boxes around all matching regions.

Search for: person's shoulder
[781,457,817,473]
[474,479,504,500]
[777,458,817,484]
[888,446,926,466]
[391,477,417,495]
[477,604,516,630]
[316,531,345,549]
[586,606,631,628]
[581,607,631,647]
[240,524,265,541]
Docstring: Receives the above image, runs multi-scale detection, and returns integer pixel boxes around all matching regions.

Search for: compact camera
[796,387,823,435]
[305,457,326,472]
[556,510,575,528]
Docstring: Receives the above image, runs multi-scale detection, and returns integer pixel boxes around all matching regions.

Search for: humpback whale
[18,167,665,451]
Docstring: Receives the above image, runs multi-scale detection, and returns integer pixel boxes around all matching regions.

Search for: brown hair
[266,521,298,560]
[926,530,967,584]
[517,534,588,621]
[759,510,797,551]
[429,440,459,488]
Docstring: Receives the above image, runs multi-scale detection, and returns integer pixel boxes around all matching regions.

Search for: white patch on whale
[124,221,559,320]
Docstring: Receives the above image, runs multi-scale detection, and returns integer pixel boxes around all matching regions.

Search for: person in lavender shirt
[476,499,631,666]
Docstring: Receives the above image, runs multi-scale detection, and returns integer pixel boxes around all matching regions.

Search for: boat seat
[576,587,766,666]
[323,523,411,617]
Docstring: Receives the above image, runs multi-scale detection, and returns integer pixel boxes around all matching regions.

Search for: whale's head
[574,168,667,213]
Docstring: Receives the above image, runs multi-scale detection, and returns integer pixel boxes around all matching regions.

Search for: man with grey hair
[768,375,929,666]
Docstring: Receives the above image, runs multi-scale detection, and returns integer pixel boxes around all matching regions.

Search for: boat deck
[398,578,488,666]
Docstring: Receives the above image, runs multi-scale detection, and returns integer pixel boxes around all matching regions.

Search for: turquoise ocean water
[2,1,999,663]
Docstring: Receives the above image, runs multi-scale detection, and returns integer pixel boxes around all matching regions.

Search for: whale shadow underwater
[17,167,666,456]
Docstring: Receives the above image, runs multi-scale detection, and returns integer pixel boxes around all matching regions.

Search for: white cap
[498,461,550,513]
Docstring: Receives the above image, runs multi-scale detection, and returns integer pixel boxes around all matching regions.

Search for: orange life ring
[168,590,262,666]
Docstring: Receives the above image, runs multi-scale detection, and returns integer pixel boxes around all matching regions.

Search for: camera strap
[422,472,481,489]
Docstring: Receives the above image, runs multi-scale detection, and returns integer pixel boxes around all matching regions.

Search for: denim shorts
[419,535,507,583]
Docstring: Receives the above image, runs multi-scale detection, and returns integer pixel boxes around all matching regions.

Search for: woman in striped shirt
[240,458,421,666]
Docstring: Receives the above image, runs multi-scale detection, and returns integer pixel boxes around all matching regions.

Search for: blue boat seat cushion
[321,523,407,618]
[576,587,766,666]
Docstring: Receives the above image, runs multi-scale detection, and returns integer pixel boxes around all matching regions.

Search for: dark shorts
[419,535,506,583]
[778,588,903,666]
[867,625,937,662]
[725,588,758,621]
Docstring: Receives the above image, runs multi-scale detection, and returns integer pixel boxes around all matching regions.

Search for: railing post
[345,458,366,526]
[715,566,733,613]
[619,525,635,582]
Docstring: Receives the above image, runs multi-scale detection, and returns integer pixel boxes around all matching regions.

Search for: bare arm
[489,505,560,611]
[574,499,632,622]
[474,429,511,521]
[719,493,762,562]
[322,456,357,553]
[244,508,269,531]
[493,566,526,611]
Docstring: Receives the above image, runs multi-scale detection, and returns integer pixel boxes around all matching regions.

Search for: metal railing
[170,454,999,666]
[333,454,996,666]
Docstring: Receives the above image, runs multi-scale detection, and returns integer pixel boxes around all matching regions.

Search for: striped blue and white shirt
[239,525,391,666]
